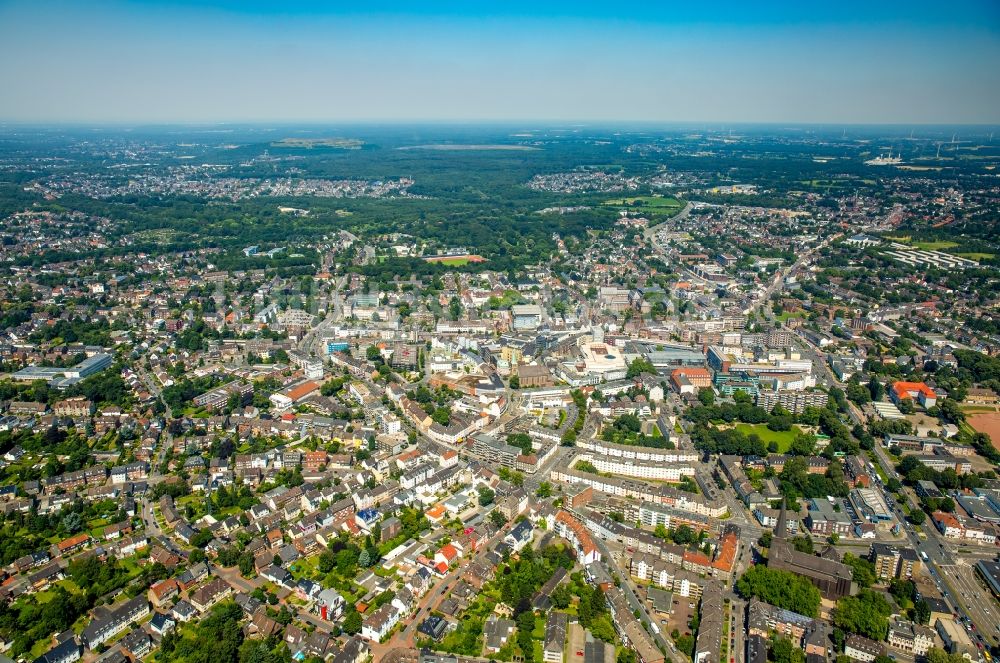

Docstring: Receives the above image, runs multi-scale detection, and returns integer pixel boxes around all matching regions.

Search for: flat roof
[977,559,1000,595]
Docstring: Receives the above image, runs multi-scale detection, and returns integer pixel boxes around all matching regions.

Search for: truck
[920,551,929,561]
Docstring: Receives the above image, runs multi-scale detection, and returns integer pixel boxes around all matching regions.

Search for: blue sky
[1,0,998,124]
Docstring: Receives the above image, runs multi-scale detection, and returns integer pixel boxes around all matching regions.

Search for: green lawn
[602,195,683,213]
[913,240,960,250]
[958,252,994,261]
[774,310,805,322]
[734,423,801,452]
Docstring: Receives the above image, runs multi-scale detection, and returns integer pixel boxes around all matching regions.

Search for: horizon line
[2,119,999,129]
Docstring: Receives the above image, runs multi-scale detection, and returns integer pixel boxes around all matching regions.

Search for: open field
[397,144,539,151]
[913,240,960,250]
[733,423,801,452]
[271,137,363,149]
[969,411,1000,447]
[602,195,683,212]
[958,252,995,260]
[423,254,487,266]
[775,310,805,322]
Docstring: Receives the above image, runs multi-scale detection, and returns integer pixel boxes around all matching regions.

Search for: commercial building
[849,488,893,522]
[935,617,977,658]
[805,498,852,536]
[512,304,543,330]
[976,559,1000,598]
[13,352,113,388]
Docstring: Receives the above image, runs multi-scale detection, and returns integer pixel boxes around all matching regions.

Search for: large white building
[576,452,696,482]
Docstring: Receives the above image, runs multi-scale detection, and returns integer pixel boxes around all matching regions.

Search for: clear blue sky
[1,0,998,124]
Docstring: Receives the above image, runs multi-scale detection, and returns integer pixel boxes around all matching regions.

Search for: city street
[938,562,1000,648]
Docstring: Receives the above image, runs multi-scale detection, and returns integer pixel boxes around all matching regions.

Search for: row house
[111,462,149,484]
[81,596,150,649]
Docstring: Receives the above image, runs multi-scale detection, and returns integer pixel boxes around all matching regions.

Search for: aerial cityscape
[0,3,999,663]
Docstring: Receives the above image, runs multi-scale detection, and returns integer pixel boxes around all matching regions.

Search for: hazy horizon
[1,0,998,125]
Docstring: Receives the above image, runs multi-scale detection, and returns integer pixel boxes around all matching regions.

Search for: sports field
[603,195,683,212]
[423,254,487,266]
[969,412,1000,450]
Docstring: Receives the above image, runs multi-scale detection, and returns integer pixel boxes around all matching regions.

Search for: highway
[939,562,1000,649]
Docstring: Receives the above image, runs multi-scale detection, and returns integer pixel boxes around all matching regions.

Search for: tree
[791,536,814,554]
[735,566,821,617]
[477,486,495,507]
[672,524,695,545]
[516,610,536,661]
[698,387,715,406]
[673,634,695,657]
[771,637,805,663]
[318,550,336,573]
[912,599,931,625]
[489,510,508,529]
[551,584,572,609]
[908,509,926,525]
[847,381,871,406]
[61,512,82,534]
[833,589,892,641]
[507,433,534,456]
[342,608,362,635]
[868,376,885,401]
[626,357,656,379]
[842,553,876,588]
[925,647,969,663]
[536,482,552,498]
[617,649,637,663]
